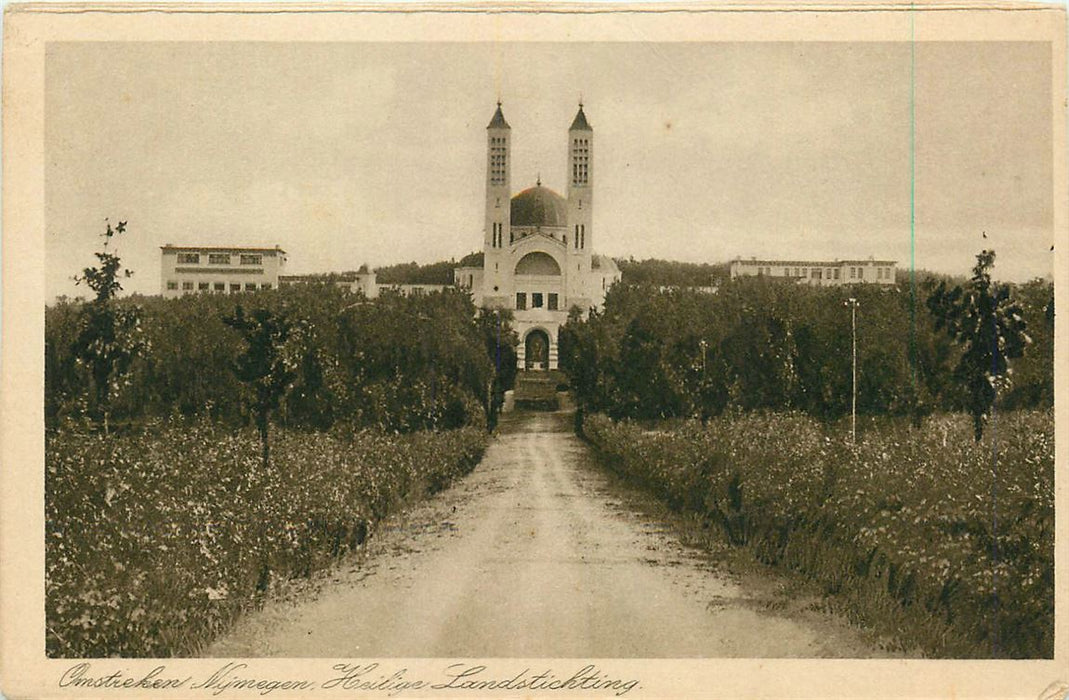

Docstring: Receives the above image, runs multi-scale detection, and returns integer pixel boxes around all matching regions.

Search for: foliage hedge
[46,421,487,657]
[47,284,515,433]
[582,410,1054,658]
[560,275,1053,423]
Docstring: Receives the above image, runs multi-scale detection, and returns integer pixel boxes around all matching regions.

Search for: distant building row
[161,245,898,300]
[729,257,896,286]
[160,244,450,299]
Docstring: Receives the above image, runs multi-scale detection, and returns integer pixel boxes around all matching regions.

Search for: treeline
[46,283,518,434]
[615,257,729,287]
[372,255,732,288]
[374,259,459,285]
[560,270,1053,426]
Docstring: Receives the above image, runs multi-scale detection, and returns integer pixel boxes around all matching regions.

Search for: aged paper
[3,2,1066,698]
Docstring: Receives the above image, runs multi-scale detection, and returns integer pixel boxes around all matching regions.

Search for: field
[582,409,1054,658]
[46,421,487,657]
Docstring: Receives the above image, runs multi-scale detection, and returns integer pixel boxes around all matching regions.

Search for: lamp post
[698,338,709,425]
[845,297,859,444]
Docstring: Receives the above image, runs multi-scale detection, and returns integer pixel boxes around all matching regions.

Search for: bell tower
[566,102,593,306]
[483,102,511,306]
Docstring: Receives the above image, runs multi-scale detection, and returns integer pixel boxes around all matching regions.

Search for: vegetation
[48,283,513,433]
[927,250,1031,440]
[68,220,147,431]
[46,421,486,657]
[583,411,1053,658]
[566,249,1053,658]
[46,234,519,656]
[561,253,1052,427]
[374,258,459,285]
[615,257,728,287]
[223,306,299,469]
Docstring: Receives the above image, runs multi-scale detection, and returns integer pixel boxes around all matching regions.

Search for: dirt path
[206,410,887,658]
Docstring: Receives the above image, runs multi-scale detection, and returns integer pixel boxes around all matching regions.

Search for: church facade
[455,103,620,370]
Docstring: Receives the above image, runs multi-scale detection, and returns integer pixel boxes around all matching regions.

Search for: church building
[455,103,620,371]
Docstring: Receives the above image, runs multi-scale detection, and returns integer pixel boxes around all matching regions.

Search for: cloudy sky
[46,41,1053,299]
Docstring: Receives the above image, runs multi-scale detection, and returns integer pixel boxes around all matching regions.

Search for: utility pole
[846,297,859,444]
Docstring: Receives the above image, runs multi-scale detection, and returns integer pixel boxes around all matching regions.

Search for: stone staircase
[513,370,567,411]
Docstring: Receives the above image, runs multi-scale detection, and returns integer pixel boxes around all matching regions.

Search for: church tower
[483,102,511,307]
[566,103,593,306]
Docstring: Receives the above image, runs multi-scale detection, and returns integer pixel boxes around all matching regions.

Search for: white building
[454,103,620,370]
[160,245,286,298]
[729,257,896,286]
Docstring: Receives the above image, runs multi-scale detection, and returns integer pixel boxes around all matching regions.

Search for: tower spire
[488,101,510,130]
[569,102,592,132]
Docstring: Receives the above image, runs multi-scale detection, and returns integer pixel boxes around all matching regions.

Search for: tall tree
[224,306,298,469]
[927,250,1031,441]
[71,220,146,431]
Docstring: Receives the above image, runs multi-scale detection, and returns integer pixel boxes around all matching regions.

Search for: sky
[45,41,1054,299]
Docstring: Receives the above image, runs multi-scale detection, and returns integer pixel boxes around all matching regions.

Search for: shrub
[582,410,1054,658]
[46,421,487,657]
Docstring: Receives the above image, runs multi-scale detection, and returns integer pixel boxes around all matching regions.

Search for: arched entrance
[524,329,550,371]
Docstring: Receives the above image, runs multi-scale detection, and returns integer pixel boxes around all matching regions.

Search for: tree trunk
[257,410,270,471]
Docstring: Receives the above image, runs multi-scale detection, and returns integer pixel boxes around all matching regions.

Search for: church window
[572,138,589,186]
[548,293,558,310]
[490,139,507,186]
[516,292,527,310]
[532,293,544,308]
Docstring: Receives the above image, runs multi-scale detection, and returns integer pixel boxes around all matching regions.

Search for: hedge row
[582,410,1054,658]
[46,421,487,657]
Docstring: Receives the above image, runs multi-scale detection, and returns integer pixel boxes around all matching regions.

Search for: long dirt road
[206,410,886,658]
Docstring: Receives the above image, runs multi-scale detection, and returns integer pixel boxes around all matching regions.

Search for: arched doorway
[524,329,550,371]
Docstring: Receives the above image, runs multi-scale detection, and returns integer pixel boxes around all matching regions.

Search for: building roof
[731,257,896,266]
[162,244,285,255]
[487,103,510,130]
[569,105,592,132]
[592,254,619,273]
[457,251,485,268]
[511,185,568,228]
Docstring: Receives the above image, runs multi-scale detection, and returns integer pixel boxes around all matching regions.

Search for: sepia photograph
[3,3,1066,699]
